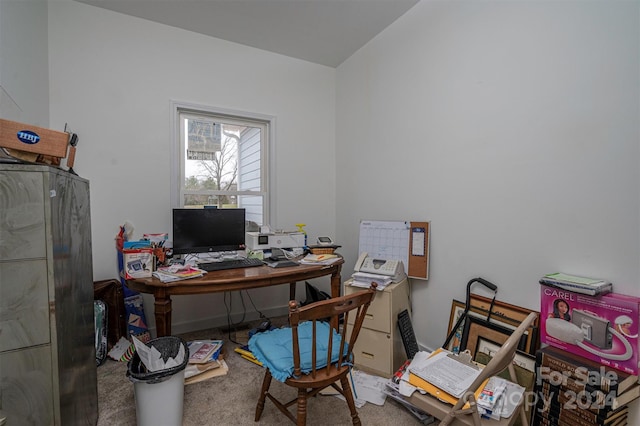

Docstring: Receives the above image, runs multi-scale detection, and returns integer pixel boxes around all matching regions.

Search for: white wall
[0,0,49,124]
[47,1,337,332]
[336,0,639,421]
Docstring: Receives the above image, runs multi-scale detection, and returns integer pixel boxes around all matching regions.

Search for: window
[171,102,271,226]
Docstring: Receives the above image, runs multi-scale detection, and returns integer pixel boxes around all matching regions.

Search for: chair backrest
[445,311,538,423]
[475,312,538,383]
[288,283,376,379]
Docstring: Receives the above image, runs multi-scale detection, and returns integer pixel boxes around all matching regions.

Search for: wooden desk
[126,259,344,337]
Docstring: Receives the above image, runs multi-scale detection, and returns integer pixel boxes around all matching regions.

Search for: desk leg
[289,282,296,301]
[154,288,172,337]
[330,265,342,297]
[330,266,342,330]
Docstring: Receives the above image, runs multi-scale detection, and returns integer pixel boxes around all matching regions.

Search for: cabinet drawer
[350,327,393,376]
[0,345,54,425]
[0,171,46,261]
[0,260,50,352]
[346,286,391,333]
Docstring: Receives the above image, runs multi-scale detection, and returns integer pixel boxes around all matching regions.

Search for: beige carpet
[96,319,425,425]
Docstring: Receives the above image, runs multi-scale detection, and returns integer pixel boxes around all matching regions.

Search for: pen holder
[153,247,169,269]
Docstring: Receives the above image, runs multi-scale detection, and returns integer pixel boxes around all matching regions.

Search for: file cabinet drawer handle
[361,351,375,359]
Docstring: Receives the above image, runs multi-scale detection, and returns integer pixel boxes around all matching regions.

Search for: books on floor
[188,340,223,364]
[184,339,226,384]
[534,346,639,426]
[184,360,229,385]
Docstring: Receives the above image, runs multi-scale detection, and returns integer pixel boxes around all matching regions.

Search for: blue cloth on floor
[248,321,347,382]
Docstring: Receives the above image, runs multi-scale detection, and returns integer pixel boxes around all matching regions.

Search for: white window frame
[170,100,275,227]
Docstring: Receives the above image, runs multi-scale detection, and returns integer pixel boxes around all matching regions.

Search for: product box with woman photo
[540,284,639,376]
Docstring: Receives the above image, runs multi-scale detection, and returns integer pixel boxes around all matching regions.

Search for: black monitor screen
[172,208,246,255]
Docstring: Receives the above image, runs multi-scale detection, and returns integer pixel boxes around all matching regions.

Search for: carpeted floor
[96,318,424,425]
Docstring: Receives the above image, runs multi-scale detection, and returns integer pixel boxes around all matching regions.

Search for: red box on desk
[540,284,640,376]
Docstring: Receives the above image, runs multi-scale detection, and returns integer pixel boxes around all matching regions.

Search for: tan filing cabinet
[344,278,411,377]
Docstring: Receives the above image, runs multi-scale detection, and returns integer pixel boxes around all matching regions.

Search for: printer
[246,231,305,251]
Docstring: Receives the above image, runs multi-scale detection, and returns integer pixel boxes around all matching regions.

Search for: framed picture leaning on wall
[445,297,539,355]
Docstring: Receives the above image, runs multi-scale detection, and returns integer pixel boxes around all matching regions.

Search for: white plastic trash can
[127,336,189,426]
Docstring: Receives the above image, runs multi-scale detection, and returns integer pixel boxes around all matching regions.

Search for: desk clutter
[405,350,525,420]
[392,311,538,425]
[389,275,640,426]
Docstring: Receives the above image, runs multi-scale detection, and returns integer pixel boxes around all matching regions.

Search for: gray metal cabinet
[0,164,98,425]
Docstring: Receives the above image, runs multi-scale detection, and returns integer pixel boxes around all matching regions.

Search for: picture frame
[445,298,539,355]
[470,294,540,328]
[474,337,536,372]
[460,315,528,358]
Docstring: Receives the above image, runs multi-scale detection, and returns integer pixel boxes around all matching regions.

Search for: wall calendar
[359,219,430,280]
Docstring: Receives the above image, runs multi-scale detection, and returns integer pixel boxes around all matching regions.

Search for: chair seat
[249,321,347,382]
[285,364,349,388]
[252,285,377,426]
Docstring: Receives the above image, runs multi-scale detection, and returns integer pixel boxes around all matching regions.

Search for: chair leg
[296,388,307,426]
[340,376,361,425]
[255,369,273,421]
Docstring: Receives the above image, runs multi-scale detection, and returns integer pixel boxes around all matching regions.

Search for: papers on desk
[299,253,341,265]
[152,265,205,282]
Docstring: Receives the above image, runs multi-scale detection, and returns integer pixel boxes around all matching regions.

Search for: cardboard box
[0,118,69,158]
[540,284,640,376]
[122,248,153,279]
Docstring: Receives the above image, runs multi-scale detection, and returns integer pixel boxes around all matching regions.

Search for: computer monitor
[172,208,246,255]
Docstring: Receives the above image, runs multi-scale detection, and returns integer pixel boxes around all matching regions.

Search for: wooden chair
[251,284,376,426]
[407,312,538,426]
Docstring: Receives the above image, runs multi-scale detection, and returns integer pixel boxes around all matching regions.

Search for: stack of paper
[299,253,341,265]
[350,272,392,290]
[409,350,482,398]
[476,376,508,420]
[478,379,525,420]
[496,381,526,419]
[153,265,205,282]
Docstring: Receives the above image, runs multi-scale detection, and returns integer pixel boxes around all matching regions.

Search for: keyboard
[398,309,420,359]
[198,257,263,272]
